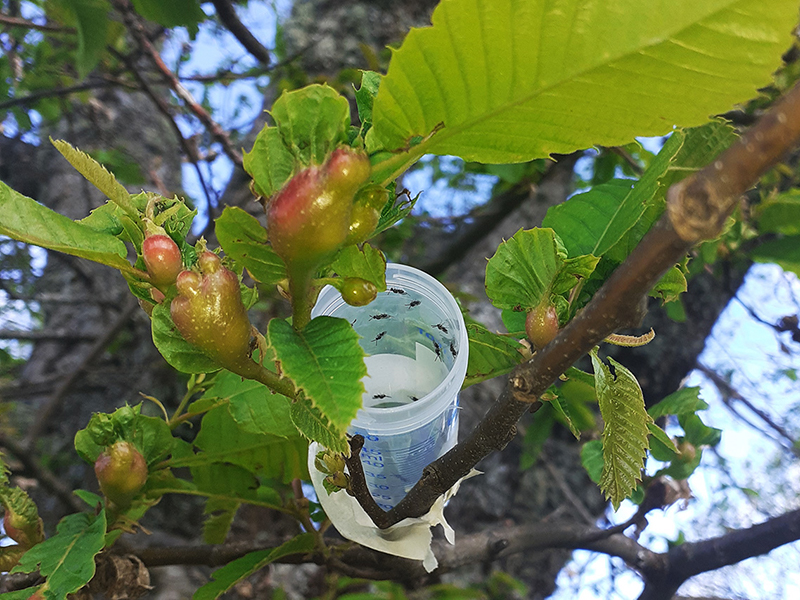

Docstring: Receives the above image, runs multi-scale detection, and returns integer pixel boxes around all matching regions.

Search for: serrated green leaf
[355,71,382,134]
[0,180,135,274]
[290,398,348,453]
[545,121,737,261]
[202,502,238,545]
[486,228,593,310]
[331,244,387,292]
[464,323,524,387]
[751,236,800,277]
[580,440,604,485]
[520,405,554,470]
[61,0,109,79]
[193,533,316,600]
[656,446,703,480]
[74,404,174,466]
[681,413,722,447]
[243,126,296,198]
[649,265,687,304]
[151,303,221,374]
[757,191,800,235]
[549,396,581,440]
[543,180,635,258]
[374,188,417,234]
[184,406,308,483]
[606,121,738,262]
[50,139,135,218]
[647,422,679,460]
[271,84,350,166]
[0,587,43,600]
[268,317,366,433]
[648,387,707,418]
[203,370,296,438]
[13,510,106,598]
[367,0,792,165]
[215,206,287,285]
[131,0,206,34]
[78,202,124,236]
[590,349,651,510]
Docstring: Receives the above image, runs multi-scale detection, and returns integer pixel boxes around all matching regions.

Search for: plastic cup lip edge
[312,263,469,435]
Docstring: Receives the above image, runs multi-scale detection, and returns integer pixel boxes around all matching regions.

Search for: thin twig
[112,0,243,167]
[0,432,85,513]
[111,47,215,209]
[696,362,798,451]
[0,13,74,33]
[210,0,272,65]
[23,298,139,447]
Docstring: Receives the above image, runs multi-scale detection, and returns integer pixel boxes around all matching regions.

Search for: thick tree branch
[346,80,800,529]
[210,0,272,65]
[639,507,800,600]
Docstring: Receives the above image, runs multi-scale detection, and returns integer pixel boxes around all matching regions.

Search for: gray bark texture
[0,1,749,598]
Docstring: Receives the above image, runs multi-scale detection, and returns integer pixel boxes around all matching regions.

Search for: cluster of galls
[266,147,385,308]
[139,230,254,371]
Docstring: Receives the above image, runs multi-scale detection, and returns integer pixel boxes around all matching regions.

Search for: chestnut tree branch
[112,0,243,167]
[210,0,272,65]
[345,80,800,529]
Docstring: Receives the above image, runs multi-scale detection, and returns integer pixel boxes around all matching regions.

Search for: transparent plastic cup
[311,263,468,509]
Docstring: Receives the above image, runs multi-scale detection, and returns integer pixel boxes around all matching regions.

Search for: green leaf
[520,405,554,469]
[486,228,594,310]
[681,413,722,447]
[187,406,308,483]
[648,387,707,419]
[757,191,800,235]
[590,349,651,510]
[545,121,737,261]
[131,0,206,34]
[290,398,348,453]
[13,511,106,598]
[355,71,382,134]
[193,533,316,600]
[649,265,687,304]
[648,422,679,460]
[51,139,136,218]
[331,244,387,292]
[0,180,135,274]
[463,323,524,387]
[203,370,297,438]
[543,180,634,257]
[751,236,800,277]
[374,188,417,234]
[243,126,295,198]
[271,84,350,166]
[151,303,221,374]
[61,0,109,79]
[215,206,287,285]
[0,587,44,600]
[268,317,366,433]
[606,121,738,263]
[367,0,792,165]
[657,446,703,480]
[580,439,604,485]
[549,395,581,440]
[74,404,174,466]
